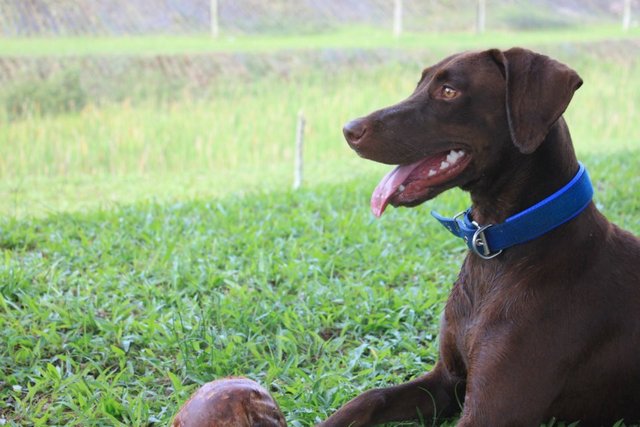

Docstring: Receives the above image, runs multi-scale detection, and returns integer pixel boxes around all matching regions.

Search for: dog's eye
[441,85,458,99]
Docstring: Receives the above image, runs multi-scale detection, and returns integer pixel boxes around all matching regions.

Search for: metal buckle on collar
[471,222,503,260]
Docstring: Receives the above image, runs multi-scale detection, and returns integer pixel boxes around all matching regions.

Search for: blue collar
[431,163,593,259]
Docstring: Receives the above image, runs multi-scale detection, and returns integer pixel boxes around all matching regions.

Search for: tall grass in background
[0,42,638,216]
[2,72,371,176]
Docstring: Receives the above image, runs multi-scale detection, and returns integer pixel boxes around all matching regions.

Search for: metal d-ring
[453,210,467,221]
[448,210,467,236]
[471,224,503,260]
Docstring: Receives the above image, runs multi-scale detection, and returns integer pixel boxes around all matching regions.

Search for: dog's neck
[469,118,580,226]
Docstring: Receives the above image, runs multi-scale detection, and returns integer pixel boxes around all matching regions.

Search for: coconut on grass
[172,377,287,427]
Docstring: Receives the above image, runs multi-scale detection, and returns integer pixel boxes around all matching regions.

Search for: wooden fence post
[623,0,632,31]
[294,111,305,190]
[393,0,403,38]
[210,0,219,38]
[476,0,486,34]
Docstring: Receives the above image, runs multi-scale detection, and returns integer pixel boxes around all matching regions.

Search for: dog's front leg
[318,363,462,427]
[454,350,563,427]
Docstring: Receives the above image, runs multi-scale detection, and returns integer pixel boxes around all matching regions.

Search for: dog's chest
[443,259,520,373]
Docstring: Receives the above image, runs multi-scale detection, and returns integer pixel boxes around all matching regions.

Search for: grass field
[1,151,639,426]
[1,25,639,57]
[1,27,640,426]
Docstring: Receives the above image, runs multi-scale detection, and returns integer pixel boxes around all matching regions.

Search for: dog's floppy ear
[489,47,583,154]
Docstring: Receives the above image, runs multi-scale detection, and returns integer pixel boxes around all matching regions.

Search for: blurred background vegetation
[0,0,638,217]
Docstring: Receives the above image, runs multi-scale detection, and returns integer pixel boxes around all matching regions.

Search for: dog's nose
[343,118,367,147]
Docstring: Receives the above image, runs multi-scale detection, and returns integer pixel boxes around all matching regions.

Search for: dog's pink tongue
[371,160,424,217]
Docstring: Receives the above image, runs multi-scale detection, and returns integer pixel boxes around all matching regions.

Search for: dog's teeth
[428,169,437,177]
[397,185,405,193]
[440,161,450,170]
[446,149,465,164]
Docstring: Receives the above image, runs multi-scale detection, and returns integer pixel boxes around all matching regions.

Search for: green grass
[1,25,639,57]
[1,151,638,426]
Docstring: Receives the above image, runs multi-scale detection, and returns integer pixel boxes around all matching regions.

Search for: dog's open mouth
[371,149,471,217]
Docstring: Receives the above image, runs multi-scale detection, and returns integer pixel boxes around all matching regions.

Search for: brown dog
[328,48,640,426]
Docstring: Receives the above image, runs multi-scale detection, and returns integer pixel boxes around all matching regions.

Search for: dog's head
[343,48,583,217]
